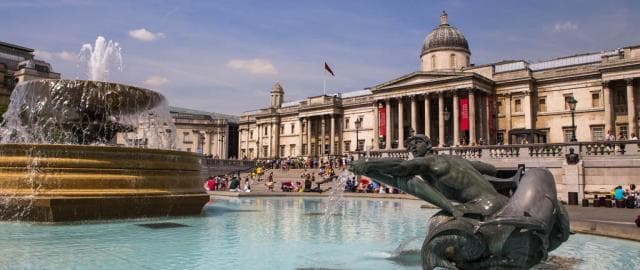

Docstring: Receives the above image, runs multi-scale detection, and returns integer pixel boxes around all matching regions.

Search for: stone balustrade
[354,140,640,161]
[201,158,257,177]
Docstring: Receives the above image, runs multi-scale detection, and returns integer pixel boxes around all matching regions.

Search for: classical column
[256,123,262,158]
[603,81,612,134]
[373,102,380,150]
[223,127,229,159]
[453,91,460,146]
[523,91,533,129]
[337,116,343,155]
[438,92,445,146]
[469,89,476,144]
[307,118,312,156]
[298,118,304,156]
[485,95,492,144]
[243,128,248,158]
[385,99,392,150]
[627,78,636,136]
[397,97,405,149]
[321,116,326,156]
[206,131,212,156]
[274,119,280,158]
[479,95,486,142]
[330,114,336,155]
[504,94,512,144]
[424,94,431,138]
[410,95,417,135]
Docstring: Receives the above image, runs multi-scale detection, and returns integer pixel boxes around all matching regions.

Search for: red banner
[379,105,386,137]
[460,97,469,131]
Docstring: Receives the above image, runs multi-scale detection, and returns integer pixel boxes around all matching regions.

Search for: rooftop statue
[350,134,570,269]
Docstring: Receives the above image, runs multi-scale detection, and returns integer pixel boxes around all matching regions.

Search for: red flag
[324,62,335,76]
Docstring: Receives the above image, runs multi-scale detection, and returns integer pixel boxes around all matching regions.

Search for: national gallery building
[240,11,640,160]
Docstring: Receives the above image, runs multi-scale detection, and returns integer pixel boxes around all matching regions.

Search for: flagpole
[323,67,326,96]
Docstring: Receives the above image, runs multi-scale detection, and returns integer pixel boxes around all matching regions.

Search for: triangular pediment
[370,71,469,91]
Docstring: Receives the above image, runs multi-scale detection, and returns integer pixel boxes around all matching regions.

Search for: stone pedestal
[562,160,584,203]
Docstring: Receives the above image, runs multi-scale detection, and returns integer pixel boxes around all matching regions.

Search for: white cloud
[34,50,77,62]
[143,75,169,87]
[226,58,278,75]
[553,21,578,33]
[128,28,166,41]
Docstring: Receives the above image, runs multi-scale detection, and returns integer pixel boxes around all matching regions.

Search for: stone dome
[421,11,469,56]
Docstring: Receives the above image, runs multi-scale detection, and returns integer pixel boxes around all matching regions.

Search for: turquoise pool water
[0,197,638,270]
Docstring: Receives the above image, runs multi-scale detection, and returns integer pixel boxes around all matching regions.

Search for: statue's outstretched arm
[360,158,464,218]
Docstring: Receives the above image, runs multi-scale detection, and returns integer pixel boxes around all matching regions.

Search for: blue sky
[4,0,640,114]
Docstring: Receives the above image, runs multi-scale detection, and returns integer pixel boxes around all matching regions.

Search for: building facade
[0,41,60,116]
[171,107,239,159]
[239,11,640,160]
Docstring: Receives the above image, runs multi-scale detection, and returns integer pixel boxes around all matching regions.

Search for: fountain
[350,134,571,270]
[0,37,209,222]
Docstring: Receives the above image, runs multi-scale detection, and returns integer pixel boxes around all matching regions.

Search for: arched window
[450,54,456,69]
[431,55,436,70]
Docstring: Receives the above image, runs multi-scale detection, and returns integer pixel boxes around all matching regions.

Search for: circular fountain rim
[23,78,162,96]
[0,143,198,156]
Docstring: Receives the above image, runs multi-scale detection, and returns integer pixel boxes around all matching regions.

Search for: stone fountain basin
[15,79,165,118]
[0,144,209,222]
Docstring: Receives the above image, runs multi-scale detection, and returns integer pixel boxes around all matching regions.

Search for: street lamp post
[443,107,451,146]
[568,97,578,142]
[355,118,362,151]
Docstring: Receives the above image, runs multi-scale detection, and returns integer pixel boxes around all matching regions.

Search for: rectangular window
[289,144,296,156]
[250,130,254,139]
[280,124,285,134]
[302,144,307,155]
[279,145,285,157]
[344,140,351,152]
[591,126,604,141]
[563,128,573,143]
[264,126,268,135]
[183,132,192,143]
[497,101,503,114]
[291,124,295,134]
[538,97,546,112]
[262,146,269,157]
[592,93,600,108]
[345,118,350,129]
[514,99,522,113]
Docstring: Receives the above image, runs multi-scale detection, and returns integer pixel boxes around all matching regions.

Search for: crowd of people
[611,184,639,208]
[203,174,252,193]
[252,156,353,171]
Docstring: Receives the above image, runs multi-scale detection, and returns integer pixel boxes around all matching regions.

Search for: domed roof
[271,82,283,93]
[421,11,469,56]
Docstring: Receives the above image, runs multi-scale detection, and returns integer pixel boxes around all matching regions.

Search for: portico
[371,73,494,148]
